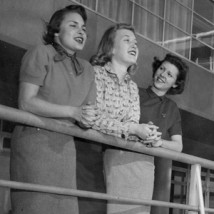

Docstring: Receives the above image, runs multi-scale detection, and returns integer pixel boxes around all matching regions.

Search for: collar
[104,63,131,83]
[53,43,83,75]
[147,86,166,101]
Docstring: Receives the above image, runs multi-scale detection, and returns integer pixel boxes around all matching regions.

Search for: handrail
[0,179,213,213]
[0,104,214,170]
[1,104,214,213]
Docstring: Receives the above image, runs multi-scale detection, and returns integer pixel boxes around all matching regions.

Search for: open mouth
[157,76,165,83]
[74,37,84,44]
[128,50,137,56]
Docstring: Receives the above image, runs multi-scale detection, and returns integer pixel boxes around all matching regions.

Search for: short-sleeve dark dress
[10,44,96,214]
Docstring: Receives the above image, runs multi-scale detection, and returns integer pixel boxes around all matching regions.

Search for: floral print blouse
[92,64,140,140]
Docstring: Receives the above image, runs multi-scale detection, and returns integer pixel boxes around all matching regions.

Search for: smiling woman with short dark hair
[10,5,98,214]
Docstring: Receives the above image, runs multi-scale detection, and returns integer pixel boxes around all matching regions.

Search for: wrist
[159,139,164,147]
[68,106,80,121]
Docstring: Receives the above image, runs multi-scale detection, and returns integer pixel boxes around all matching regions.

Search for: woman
[139,54,188,214]
[140,53,188,150]
[89,23,161,214]
[10,5,97,214]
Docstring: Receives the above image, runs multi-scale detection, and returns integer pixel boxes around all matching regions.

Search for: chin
[128,59,137,66]
[73,46,84,52]
[154,82,163,89]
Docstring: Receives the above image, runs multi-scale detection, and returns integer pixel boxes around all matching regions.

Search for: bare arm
[19,82,81,121]
[152,134,183,152]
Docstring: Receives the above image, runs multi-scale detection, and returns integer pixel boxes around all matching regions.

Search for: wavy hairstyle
[90,23,137,75]
[152,54,189,95]
[43,5,87,45]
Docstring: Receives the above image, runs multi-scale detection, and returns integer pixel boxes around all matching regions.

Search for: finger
[152,141,162,147]
[156,132,162,137]
[82,106,93,111]
[148,125,159,130]
[143,140,154,144]
[146,135,157,140]
[82,110,98,116]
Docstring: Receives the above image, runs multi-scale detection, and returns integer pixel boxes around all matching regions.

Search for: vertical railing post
[188,164,198,214]
[188,164,205,214]
[204,169,210,210]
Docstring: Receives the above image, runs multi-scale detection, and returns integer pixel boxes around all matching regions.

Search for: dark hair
[152,54,189,95]
[43,5,87,45]
[90,23,137,74]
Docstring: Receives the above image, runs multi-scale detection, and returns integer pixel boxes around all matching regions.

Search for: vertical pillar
[204,169,210,210]
[188,164,205,214]
[151,157,172,214]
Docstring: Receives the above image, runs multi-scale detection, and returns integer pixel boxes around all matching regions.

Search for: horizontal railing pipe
[1,104,214,212]
[0,104,214,170]
[1,179,214,213]
[0,179,205,212]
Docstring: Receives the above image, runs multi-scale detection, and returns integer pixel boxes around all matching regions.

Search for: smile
[128,50,136,56]
[74,37,84,44]
[157,76,165,83]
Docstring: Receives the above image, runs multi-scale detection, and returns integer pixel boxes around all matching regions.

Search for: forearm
[92,114,136,139]
[160,139,183,152]
[19,96,76,119]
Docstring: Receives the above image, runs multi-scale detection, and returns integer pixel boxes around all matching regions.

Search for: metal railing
[0,104,214,213]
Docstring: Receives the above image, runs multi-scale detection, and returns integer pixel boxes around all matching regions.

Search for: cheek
[154,72,160,79]
[155,69,161,76]
[169,79,177,87]
[58,30,66,42]
[60,29,74,39]
[135,50,139,59]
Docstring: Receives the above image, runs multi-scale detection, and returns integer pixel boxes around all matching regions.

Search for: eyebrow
[66,20,86,27]
[123,35,137,41]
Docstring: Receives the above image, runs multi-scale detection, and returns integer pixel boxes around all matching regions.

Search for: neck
[55,38,75,55]
[151,85,167,97]
[111,59,128,82]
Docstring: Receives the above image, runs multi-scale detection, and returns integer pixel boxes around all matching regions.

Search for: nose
[78,29,84,35]
[77,27,86,36]
[131,41,137,48]
[130,43,138,53]
[160,70,167,77]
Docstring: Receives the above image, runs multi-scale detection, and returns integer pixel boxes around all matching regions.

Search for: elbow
[177,143,183,153]
[180,144,183,152]
[18,98,30,112]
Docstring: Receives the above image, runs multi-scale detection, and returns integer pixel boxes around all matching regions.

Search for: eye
[69,24,77,28]
[167,72,173,78]
[82,27,86,32]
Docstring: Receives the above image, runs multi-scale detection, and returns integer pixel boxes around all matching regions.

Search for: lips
[74,36,84,44]
[128,49,137,56]
[156,76,165,83]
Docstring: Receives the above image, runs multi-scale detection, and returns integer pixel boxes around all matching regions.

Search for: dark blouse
[139,87,182,140]
[20,44,96,108]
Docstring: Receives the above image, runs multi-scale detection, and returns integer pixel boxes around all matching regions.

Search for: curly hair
[90,23,137,75]
[43,5,87,45]
[152,54,189,95]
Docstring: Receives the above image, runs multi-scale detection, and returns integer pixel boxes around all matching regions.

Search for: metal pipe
[1,104,214,170]
[0,179,201,212]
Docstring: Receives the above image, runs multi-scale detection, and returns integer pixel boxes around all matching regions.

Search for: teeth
[129,51,136,56]
[157,77,164,83]
[74,37,83,44]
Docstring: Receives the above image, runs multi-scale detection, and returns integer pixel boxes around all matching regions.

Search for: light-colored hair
[90,23,137,75]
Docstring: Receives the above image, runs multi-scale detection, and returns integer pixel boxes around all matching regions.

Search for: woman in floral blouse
[89,23,161,214]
